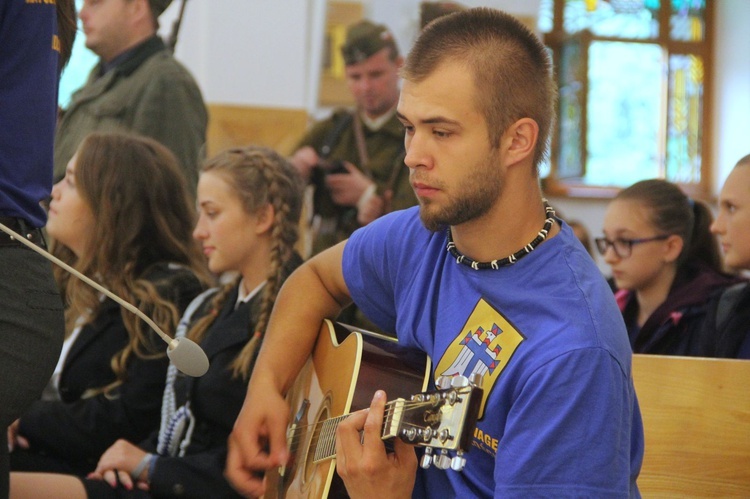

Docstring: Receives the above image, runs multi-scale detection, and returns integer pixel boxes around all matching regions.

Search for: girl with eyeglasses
[598,179,742,355]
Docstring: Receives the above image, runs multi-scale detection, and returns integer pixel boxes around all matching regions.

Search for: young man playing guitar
[226,8,644,498]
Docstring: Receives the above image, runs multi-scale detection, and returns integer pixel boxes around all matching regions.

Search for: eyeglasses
[594,235,671,259]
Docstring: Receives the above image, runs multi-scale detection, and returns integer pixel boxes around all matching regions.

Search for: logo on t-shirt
[435,298,525,418]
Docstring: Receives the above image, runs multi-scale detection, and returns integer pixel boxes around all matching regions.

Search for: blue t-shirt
[343,207,644,498]
[0,0,59,227]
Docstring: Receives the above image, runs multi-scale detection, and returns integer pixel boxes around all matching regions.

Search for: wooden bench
[632,354,750,497]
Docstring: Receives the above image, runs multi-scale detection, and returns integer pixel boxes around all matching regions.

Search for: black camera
[317,159,348,175]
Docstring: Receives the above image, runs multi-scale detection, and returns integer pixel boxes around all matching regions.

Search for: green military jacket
[297,108,416,254]
[54,37,207,195]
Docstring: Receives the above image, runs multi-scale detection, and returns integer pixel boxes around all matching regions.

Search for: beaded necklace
[446,200,556,270]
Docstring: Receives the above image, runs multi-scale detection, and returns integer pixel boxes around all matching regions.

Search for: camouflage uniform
[297,20,418,333]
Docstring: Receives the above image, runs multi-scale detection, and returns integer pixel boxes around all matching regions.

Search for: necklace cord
[446,199,556,270]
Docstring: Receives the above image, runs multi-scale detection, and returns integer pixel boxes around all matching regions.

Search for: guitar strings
[285,398,439,439]
[283,395,465,461]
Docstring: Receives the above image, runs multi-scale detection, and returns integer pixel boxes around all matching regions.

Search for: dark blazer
[698,281,750,359]
[139,284,256,498]
[144,254,302,499]
[13,263,205,474]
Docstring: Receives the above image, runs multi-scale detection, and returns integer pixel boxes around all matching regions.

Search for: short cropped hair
[402,7,557,170]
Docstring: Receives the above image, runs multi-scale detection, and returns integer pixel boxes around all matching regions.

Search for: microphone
[0,221,209,377]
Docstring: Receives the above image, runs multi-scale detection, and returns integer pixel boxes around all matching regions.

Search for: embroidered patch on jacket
[435,298,525,418]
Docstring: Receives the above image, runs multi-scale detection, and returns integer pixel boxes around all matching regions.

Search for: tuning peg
[451,450,467,472]
[420,447,433,469]
[401,427,417,442]
[436,375,452,389]
[450,375,469,388]
[438,428,453,443]
[433,450,451,470]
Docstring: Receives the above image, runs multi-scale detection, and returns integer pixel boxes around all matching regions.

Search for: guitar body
[264,320,431,499]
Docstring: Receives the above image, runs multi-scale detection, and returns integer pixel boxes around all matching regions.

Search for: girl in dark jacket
[11,145,303,498]
[8,132,210,475]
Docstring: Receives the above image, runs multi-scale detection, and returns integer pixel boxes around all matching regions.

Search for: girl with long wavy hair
[8,132,211,476]
[11,145,304,498]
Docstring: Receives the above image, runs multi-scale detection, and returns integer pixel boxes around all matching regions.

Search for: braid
[186,276,241,346]
[230,154,301,379]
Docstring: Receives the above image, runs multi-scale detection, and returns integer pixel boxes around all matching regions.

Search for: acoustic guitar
[263,319,482,498]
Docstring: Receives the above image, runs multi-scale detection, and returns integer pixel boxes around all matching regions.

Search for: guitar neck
[311,399,406,462]
[308,384,478,464]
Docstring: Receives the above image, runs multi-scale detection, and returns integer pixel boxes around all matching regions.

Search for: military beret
[341,20,399,65]
[149,0,172,17]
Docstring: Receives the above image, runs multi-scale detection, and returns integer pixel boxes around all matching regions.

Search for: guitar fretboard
[313,416,345,462]
[311,400,405,462]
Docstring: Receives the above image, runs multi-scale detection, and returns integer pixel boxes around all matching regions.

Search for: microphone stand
[0,221,209,377]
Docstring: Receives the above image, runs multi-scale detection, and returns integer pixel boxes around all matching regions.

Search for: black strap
[318,112,354,160]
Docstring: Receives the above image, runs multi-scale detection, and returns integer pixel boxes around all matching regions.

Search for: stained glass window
[670,0,705,41]
[539,0,710,193]
[562,0,660,39]
[586,41,663,186]
[667,54,703,182]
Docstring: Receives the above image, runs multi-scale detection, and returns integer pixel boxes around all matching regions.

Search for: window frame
[540,0,714,200]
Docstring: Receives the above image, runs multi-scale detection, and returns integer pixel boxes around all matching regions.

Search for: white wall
[164,0,315,108]
[712,0,750,189]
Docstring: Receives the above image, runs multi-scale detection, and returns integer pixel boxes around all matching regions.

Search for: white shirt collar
[360,106,396,131]
[234,279,266,310]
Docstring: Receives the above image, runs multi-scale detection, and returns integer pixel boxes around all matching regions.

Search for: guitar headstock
[382,374,483,472]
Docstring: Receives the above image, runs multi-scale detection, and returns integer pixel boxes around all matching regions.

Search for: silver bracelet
[131,453,154,481]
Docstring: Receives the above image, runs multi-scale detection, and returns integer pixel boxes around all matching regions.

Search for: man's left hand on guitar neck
[336,390,418,499]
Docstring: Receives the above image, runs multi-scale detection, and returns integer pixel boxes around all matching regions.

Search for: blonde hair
[187,146,303,379]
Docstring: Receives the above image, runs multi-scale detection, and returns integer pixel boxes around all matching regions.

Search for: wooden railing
[632,354,750,497]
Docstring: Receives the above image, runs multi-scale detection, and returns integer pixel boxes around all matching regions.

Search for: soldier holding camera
[291,20,417,258]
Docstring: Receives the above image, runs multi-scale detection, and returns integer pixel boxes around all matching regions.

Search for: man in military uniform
[54,0,207,196]
[291,20,417,257]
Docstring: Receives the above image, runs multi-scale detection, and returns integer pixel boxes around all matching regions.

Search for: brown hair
[51,132,211,395]
[616,179,722,272]
[57,0,77,69]
[402,7,557,170]
[187,146,303,379]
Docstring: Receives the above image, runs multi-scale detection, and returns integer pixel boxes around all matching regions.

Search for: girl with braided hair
[10,146,304,498]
